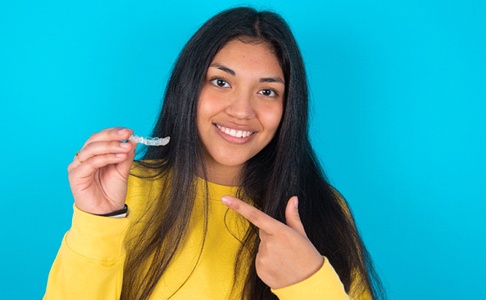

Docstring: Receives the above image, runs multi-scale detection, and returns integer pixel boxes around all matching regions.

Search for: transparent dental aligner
[128,135,170,146]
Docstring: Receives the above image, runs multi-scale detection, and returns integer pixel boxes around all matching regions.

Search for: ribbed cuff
[65,205,130,263]
[271,257,348,300]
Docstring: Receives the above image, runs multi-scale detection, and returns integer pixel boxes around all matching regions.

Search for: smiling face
[197,38,285,185]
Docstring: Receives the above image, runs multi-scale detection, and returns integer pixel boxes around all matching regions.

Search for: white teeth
[217,125,253,138]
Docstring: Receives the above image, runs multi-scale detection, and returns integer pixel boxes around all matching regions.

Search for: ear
[285,196,307,237]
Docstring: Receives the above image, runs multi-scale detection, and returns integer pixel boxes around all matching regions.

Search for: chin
[208,153,252,170]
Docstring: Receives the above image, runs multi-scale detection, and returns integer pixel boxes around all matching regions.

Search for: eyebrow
[210,63,235,76]
[209,63,285,84]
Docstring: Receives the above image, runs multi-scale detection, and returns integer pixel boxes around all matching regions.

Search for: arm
[44,128,136,299]
[221,196,356,299]
[44,207,129,300]
[221,195,373,300]
[271,257,349,300]
[271,257,372,299]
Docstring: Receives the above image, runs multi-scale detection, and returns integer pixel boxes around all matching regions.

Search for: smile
[216,124,253,138]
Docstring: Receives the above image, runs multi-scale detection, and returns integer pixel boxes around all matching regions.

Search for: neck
[201,162,242,186]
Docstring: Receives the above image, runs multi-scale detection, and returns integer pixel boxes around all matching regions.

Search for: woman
[45,7,385,300]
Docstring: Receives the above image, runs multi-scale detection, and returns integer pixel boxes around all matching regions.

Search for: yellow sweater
[44,174,363,299]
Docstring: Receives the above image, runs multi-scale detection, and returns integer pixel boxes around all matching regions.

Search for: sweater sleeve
[43,205,130,300]
[270,257,350,300]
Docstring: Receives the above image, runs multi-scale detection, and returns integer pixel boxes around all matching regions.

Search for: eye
[258,89,279,98]
[210,78,231,88]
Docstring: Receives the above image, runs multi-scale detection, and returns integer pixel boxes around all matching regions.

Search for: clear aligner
[128,135,170,146]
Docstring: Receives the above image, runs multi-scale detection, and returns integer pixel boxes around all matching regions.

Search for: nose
[225,90,256,120]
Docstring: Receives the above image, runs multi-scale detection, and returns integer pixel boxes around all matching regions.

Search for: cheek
[197,89,223,121]
[197,93,213,127]
[260,105,284,132]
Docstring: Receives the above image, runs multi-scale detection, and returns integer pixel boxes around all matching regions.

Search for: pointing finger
[221,196,281,235]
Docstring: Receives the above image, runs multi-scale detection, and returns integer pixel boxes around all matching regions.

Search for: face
[197,38,285,185]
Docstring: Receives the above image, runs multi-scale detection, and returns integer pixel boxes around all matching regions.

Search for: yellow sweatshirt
[44,173,367,299]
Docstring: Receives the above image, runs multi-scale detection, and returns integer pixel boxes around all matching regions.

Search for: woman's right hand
[67,127,136,215]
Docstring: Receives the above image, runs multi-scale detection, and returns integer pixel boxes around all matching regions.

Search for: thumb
[285,196,307,237]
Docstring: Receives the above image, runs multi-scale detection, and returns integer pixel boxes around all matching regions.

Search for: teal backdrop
[1,0,485,299]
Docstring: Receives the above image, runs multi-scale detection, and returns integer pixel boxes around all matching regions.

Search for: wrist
[75,203,128,218]
[94,204,128,218]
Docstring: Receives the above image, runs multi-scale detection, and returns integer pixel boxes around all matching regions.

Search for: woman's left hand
[221,195,324,289]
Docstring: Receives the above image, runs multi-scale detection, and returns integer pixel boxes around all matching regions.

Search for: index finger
[82,127,133,149]
[221,196,282,235]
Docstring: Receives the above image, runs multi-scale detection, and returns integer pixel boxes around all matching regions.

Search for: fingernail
[294,197,299,209]
[118,128,126,135]
[221,196,231,206]
[120,142,130,148]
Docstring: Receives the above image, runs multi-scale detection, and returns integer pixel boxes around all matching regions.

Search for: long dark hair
[121,7,385,299]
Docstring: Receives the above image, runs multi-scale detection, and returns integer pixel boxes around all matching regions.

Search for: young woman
[45,7,385,300]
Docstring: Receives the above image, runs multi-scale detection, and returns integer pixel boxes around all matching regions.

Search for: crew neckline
[196,177,239,202]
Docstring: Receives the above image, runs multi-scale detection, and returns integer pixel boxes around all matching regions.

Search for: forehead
[209,39,283,77]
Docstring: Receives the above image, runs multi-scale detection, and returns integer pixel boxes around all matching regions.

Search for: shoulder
[130,159,168,177]
[126,160,170,220]
[127,160,165,193]
[329,186,356,223]
[329,187,346,207]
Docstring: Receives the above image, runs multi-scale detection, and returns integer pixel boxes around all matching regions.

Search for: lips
[216,124,254,138]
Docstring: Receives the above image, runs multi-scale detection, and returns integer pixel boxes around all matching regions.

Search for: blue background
[1,0,485,299]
